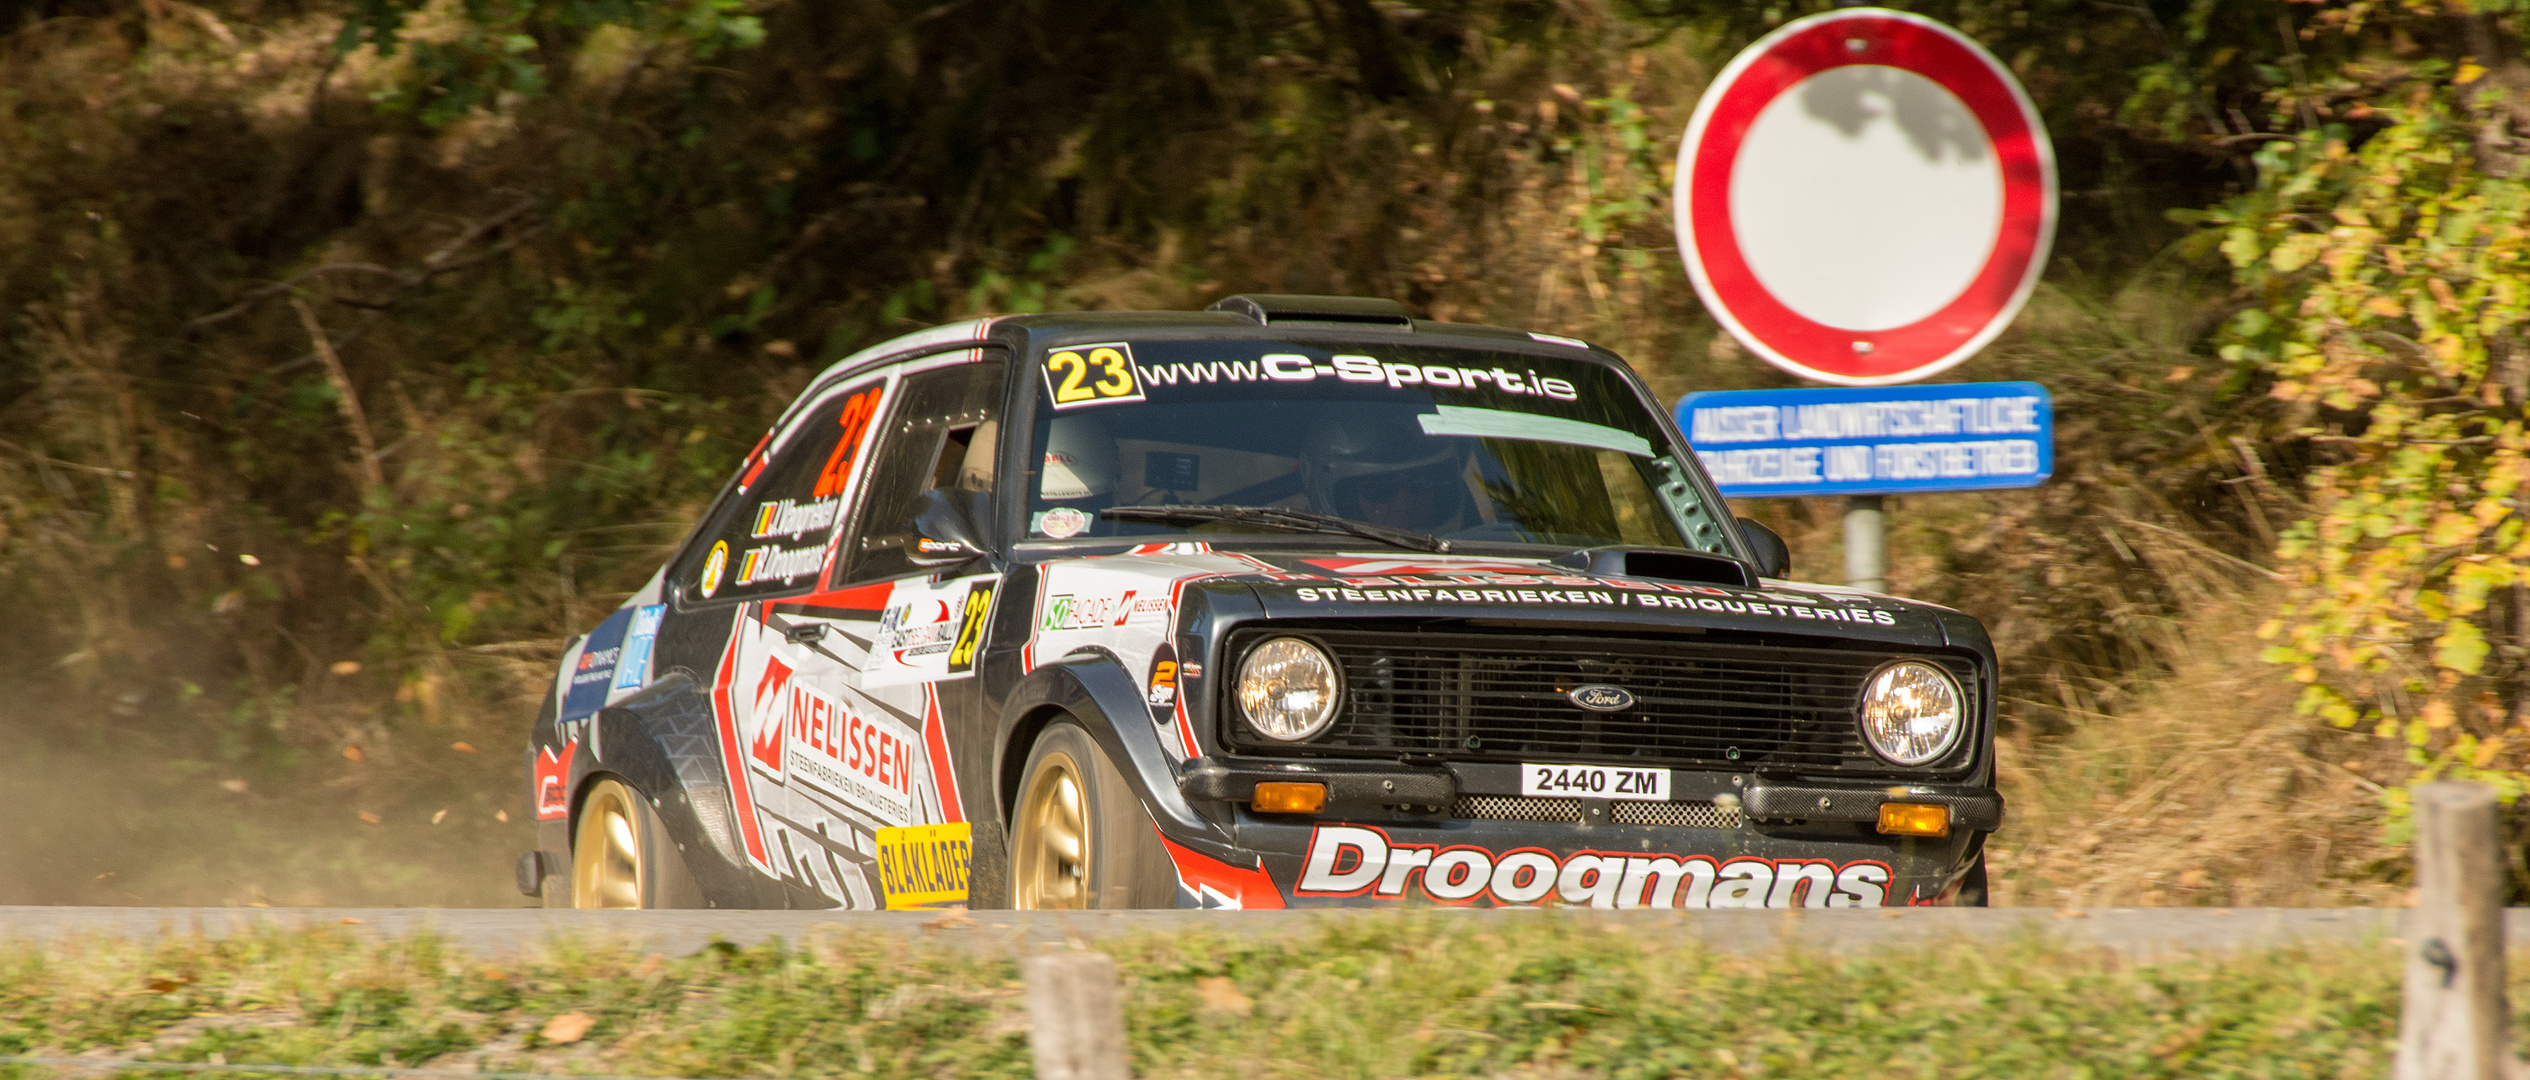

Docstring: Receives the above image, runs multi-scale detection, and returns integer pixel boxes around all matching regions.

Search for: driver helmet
[1304,411,1468,534]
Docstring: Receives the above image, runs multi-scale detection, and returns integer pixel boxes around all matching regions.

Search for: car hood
[1021,542,1964,648]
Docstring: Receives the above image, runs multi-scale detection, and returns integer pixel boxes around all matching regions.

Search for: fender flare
[995,651,1240,861]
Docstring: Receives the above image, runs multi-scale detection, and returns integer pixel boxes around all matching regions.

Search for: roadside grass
[0,916,2444,1079]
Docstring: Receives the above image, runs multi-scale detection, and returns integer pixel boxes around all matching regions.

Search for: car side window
[670,376,887,605]
[835,358,1007,586]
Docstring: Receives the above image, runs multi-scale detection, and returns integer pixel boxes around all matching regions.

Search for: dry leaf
[218,779,248,794]
[238,553,260,566]
[145,977,182,993]
[449,741,479,754]
[2164,365,2195,382]
[2052,908,2090,919]
[431,809,449,824]
[495,809,509,823]
[357,811,381,825]
[922,910,976,931]
[342,745,364,763]
[541,1011,596,1045]
[1194,976,1253,1017]
[339,917,363,925]
[330,660,361,675]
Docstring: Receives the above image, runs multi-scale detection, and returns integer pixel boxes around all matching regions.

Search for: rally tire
[572,777,707,909]
[1010,720,1175,910]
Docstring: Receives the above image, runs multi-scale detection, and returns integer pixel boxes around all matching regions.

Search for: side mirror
[1735,516,1790,579]
[911,489,991,567]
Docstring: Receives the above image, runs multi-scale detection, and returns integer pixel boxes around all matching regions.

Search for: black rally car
[519,295,2001,911]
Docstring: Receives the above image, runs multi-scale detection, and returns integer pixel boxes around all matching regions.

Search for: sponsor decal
[736,541,828,588]
[864,577,996,688]
[1145,643,1179,724]
[1286,582,1900,625]
[1126,541,1213,555]
[560,605,633,725]
[533,739,578,820]
[811,386,885,499]
[1033,506,1091,538]
[700,541,729,598]
[1137,353,1582,402]
[611,604,665,693]
[748,653,919,824]
[1294,825,1891,909]
[1042,343,1147,410]
[1567,684,1634,712]
[1040,591,1166,632]
[875,823,973,909]
[946,583,992,674]
[751,496,842,539]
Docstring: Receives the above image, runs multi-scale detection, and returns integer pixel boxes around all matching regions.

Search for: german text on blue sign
[1677,382,2052,498]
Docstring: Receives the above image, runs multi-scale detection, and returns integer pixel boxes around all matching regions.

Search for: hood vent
[1550,546,1754,588]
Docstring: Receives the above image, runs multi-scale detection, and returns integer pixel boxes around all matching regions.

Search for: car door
[808,352,1007,910]
[696,350,1006,909]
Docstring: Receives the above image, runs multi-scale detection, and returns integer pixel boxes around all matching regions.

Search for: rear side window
[671,376,887,605]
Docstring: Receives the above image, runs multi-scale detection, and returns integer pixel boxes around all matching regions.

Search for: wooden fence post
[1024,951,1132,1080]
[2395,782,2507,1080]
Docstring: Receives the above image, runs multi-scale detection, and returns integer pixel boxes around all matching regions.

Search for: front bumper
[1167,756,1997,909]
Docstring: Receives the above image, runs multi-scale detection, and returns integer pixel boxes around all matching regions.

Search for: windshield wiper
[1099,504,1451,554]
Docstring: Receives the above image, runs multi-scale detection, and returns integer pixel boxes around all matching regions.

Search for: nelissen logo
[1296,825,1891,908]
[744,655,918,825]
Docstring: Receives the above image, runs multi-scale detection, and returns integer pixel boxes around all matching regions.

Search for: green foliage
[2203,1,2530,809]
[339,0,765,128]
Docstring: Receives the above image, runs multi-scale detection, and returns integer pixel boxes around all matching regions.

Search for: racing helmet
[1040,416,1117,502]
[1304,410,1468,533]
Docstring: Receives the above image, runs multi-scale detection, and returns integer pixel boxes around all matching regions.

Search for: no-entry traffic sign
[1676,9,2056,386]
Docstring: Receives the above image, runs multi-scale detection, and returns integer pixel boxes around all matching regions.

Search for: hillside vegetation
[0,0,2521,905]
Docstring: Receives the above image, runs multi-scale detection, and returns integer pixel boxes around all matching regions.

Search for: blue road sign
[1677,381,2052,498]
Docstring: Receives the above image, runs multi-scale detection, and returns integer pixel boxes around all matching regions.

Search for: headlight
[1858,660,1964,766]
[1237,637,1340,741]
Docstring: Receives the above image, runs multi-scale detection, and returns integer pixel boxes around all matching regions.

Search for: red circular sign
[1675,9,2055,386]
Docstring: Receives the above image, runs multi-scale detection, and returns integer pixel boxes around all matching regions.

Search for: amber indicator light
[1251,782,1327,814]
[1877,802,1951,838]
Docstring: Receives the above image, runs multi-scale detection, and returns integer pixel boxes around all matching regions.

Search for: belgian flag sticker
[875,822,973,910]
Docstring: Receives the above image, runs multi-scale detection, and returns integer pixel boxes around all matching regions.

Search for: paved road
[0,905,2466,958]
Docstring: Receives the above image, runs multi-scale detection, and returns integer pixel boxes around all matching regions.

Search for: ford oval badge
[1568,684,1635,712]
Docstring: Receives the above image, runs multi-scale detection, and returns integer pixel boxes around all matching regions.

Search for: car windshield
[1021,338,1737,554]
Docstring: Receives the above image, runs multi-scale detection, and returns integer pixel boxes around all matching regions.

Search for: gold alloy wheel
[572,779,645,908]
[1013,751,1090,909]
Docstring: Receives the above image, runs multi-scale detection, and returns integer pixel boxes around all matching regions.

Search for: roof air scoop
[1206,294,1414,330]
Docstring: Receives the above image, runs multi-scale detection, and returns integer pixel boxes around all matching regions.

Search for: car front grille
[1226,628,1978,777]
[1452,795,1745,829]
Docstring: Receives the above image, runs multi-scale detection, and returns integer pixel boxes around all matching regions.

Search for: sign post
[1672,7,2057,589]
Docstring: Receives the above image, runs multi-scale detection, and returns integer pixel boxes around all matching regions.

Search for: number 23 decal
[1041,342,1146,410]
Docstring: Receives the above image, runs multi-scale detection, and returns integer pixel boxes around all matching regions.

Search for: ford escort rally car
[518,294,2003,911]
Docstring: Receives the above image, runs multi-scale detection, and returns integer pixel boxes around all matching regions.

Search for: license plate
[1520,763,1670,800]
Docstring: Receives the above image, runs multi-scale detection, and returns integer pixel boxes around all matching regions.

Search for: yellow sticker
[1041,342,1145,410]
[700,541,729,598]
[875,822,974,909]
